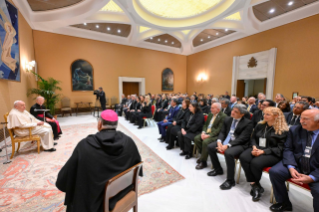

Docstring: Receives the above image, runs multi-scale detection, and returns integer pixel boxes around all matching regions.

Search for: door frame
[231,48,277,99]
[119,77,145,102]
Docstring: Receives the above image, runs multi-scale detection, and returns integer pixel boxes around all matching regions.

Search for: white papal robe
[7,108,54,150]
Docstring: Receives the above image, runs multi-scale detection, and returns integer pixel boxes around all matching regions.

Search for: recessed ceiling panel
[71,23,131,38]
[138,0,222,18]
[193,29,236,47]
[253,0,317,22]
[27,0,83,11]
[145,34,182,48]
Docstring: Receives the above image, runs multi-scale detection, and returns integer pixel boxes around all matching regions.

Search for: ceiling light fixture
[172,42,174,44]
[225,29,228,31]
[288,1,293,5]
[216,32,219,35]
[158,39,161,41]
[165,40,168,43]
[84,23,87,25]
[118,29,121,33]
[200,39,203,42]
[96,25,99,28]
[208,36,211,38]
[269,8,275,13]
[107,27,110,31]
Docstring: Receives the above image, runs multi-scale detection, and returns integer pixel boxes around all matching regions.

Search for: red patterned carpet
[0,123,184,211]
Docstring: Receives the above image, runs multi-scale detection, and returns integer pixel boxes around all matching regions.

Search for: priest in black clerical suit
[30,96,62,140]
[56,110,142,212]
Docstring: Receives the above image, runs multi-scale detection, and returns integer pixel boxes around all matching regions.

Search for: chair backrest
[111,97,117,105]
[151,105,156,118]
[61,97,71,108]
[250,114,253,120]
[104,162,143,212]
[105,97,109,104]
[4,113,15,140]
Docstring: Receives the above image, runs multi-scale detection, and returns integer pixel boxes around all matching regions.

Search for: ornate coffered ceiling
[14,0,319,55]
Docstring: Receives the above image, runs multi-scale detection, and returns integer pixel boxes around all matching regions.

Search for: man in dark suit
[225,91,230,100]
[269,109,319,212]
[207,104,253,190]
[157,99,180,141]
[115,94,127,116]
[124,95,137,120]
[247,97,257,114]
[194,103,227,169]
[251,99,276,127]
[98,87,106,110]
[255,92,266,106]
[285,101,309,127]
[220,98,231,116]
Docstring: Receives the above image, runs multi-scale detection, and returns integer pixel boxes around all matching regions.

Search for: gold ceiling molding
[224,12,241,21]
[100,0,124,12]
[138,0,221,18]
[139,26,151,33]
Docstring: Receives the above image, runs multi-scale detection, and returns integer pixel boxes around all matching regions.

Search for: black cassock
[30,103,62,139]
[56,129,143,212]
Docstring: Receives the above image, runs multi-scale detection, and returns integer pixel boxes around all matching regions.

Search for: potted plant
[28,72,62,118]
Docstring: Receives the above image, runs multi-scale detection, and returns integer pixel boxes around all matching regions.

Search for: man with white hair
[30,96,62,140]
[247,97,257,114]
[194,102,227,169]
[7,100,56,151]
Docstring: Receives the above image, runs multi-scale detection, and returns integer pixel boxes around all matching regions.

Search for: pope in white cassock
[7,100,56,152]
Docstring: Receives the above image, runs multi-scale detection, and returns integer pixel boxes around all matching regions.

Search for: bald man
[30,96,62,140]
[269,109,319,211]
[8,100,56,151]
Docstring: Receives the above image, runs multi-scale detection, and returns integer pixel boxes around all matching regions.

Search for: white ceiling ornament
[13,0,319,55]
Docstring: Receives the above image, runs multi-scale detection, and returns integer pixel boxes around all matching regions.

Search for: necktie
[290,115,296,126]
[206,115,216,133]
[247,105,251,112]
[301,131,314,175]
[224,119,238,145]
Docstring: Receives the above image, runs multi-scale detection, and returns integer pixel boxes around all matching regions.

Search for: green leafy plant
[27,72,62,115]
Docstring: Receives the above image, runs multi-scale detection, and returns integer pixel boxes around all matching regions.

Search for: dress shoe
[185,154,192,159]
[269,202,293,212]
[251,183,264,202]
[137,127,142,129]
[196,158,202,164]
[54,137,59,140]
[44,148,56,152]
[158,137,163,140]
[160,139,165,143]
[166,145,173,150]
[180,151,187,156]
[250,184,264,196]
[220,180,235,190]
[207,169,224,176]
[54,142,58,146]
[196,161,207,170]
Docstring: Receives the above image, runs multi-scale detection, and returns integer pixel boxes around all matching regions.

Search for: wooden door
[263,78,267,95]
[123,82,139,96]
[236,80,245,98]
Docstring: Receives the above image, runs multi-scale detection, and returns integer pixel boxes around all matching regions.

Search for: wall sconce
[25,60,36,72]
[197,73,208,82]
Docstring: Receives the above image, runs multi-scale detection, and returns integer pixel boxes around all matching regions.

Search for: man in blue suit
[157,99,180,142]
[269,109,319,212]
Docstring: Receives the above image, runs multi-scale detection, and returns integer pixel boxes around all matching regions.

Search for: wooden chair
[105,97,111,109]
[4,113,41,159]
[111,97,118,109]
[104,162,143,212]
[61,97,72,117]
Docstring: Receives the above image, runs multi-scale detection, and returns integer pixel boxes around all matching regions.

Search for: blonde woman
[136,95,152,129]
[239,107,289,202]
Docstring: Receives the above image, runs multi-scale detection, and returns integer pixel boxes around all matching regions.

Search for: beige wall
[32,31,187,108]
[0,1,36,122]
[187,14,319,100]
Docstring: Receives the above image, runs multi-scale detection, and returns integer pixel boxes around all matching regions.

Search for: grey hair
[221,98,230,105]
[296,101,309,110]
[36,96,44,101]
[13,100,23,107]
[212,97,218,102]
[276,93,285,99]
[213,102,222,110]
[248,97,256,101]
[233,104,247,114]
[258,93,265,97]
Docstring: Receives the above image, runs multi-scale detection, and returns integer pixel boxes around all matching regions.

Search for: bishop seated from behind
[30,96,62,140]
[7,100,56,152]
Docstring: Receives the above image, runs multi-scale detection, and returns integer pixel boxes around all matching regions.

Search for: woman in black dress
[136,95,153,129]
[239,107,289,202]
[178,102,204,159]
